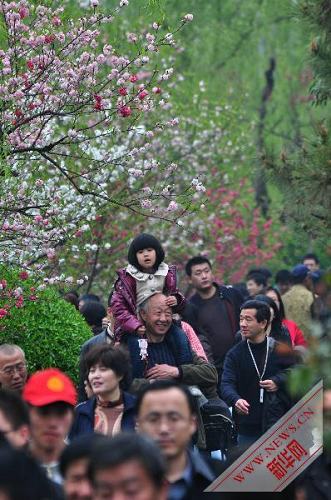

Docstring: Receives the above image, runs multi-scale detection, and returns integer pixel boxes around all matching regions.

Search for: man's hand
[145,364,179,380]
[136,326,146,335]
[260,379,278,392]
[164,295,178,307]
[235,399,250,415]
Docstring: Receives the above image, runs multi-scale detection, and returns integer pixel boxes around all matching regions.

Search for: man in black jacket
[221,300,294,449]
[183,256,243,372]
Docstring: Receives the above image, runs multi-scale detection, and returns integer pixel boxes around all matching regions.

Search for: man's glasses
[140,413,188,427]
[0,362,27,376]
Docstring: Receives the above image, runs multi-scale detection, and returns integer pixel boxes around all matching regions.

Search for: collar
[96,393,123,408]
[175,457,192,485]
[187,449,215,482]
[126,262,169,281]
[76,392,136,416]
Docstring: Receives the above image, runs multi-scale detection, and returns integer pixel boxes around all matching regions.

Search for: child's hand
[136,326,146,335]
[165,295,178,307]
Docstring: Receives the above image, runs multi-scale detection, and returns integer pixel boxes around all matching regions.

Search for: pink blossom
[34,215,43,224]
[19,271,29,280]
[103,44,113,55]
[167,201,178,212]
[13,287,23,298]
[19,7,29,19]
[127,33,137,43]
[138,90,148,100]
[90,0,99,6]
[0,309,8,319]
[0,279,7,290]
[183,14,194,22]
[141,199,152,209]
[118,105,132,117]
[52,16,61,26]
[118,87,128,96]
[15,296,24,308]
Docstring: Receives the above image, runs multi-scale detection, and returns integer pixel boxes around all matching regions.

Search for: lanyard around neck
[246,337,270,381]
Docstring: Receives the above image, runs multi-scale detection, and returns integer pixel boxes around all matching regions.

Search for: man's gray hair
[137,292,165,315]
[138,296,153,314]
[0,344,25,358]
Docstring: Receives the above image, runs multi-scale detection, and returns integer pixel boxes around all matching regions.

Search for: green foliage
[297,0,331,105]
[0,267,91,383]
[288,316,331,451]
[270,118,331,238]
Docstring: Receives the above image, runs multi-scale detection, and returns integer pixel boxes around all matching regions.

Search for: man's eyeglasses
[0,362,27,376]
[140,412,187,427]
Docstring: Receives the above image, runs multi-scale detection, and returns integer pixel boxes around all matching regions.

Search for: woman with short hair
[69,344,136,440]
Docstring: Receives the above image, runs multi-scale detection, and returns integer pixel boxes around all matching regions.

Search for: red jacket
[282,319,307,347]
[111,265,185,336]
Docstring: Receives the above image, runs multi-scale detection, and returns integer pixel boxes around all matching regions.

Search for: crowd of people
[0,234,329,499]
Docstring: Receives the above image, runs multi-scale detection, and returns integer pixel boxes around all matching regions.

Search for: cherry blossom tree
[0,0,198,273]
[50,95,282,294]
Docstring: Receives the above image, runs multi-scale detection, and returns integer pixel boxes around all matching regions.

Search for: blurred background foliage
[57,0,330,294]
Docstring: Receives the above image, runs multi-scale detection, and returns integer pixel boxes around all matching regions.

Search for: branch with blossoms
[50,94,275,294]
[0,0,198,270]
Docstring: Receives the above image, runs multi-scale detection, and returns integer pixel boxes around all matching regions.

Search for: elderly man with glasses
[0,344,28,393]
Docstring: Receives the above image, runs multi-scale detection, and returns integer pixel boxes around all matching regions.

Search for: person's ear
[190,414,197,435]
[19,425,30,446]
[262,319,268,331]
[140,308,147,322]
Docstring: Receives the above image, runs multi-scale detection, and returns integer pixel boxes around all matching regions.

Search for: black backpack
[200,399,237,452]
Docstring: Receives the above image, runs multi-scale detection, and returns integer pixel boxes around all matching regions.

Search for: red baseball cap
[23,368,77,407]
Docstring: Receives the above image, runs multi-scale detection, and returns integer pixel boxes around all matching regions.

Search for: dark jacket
[221,337,294,435]
[183,284,243,367]
[124,324,219,400]
[187,283,243,333]
[125,323,193,378]
[69,392,136,441]
[170,449,224,500]
[111,265,185,335]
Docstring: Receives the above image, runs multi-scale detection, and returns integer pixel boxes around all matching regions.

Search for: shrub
[0,266,91,383]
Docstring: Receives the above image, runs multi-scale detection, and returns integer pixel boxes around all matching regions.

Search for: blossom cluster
[0,1,200,275]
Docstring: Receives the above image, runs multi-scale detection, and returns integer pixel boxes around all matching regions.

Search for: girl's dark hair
[127,233,165,272]
[254,294,282,334]
[265,286,286,320]
[83,344,132,391]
